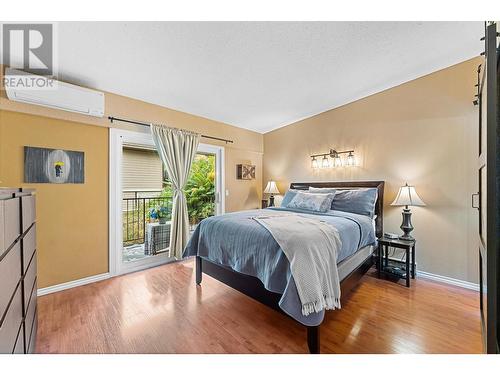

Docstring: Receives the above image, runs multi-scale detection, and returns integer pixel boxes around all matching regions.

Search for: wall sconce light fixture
[311,157,319,169]
[346,151,355,166]
[321,155,330,168]
[311,149,356,169]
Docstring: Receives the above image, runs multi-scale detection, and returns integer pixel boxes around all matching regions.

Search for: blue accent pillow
[281,189,336,208]
[280,189,299,207]
[331,188,378,217]
[309,187,337,209]
[287,191,335,213]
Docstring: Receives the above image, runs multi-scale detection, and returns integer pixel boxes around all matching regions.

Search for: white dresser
[0,188,37,354]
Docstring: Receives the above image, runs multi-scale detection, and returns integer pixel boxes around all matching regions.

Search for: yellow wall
[0,111,109,287]
[0,67,264,288]
[263,58,480,283]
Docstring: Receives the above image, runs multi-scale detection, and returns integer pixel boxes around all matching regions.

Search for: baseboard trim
[37,272,111,296]
[36,268,479,296]
[417,271,479,291]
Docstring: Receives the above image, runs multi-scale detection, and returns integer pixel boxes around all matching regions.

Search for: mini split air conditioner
[4,68,105,117]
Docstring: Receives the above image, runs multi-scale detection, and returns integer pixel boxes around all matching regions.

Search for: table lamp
[390,183,426,241]
[264,181,280,207]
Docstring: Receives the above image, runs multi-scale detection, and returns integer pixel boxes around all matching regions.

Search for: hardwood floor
[36,259,482,354]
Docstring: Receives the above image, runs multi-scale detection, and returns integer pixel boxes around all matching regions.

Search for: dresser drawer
[12,324,24,354]
[24,289,37,348]
[22,196,36,233]
[22,224,36,273]
[0,285,23,353]
[24,253,37,308]
[2,198,21,254]
[0,242,22,320]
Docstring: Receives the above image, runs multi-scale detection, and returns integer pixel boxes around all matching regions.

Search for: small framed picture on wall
[24,146,85,184]
[236,164,255,180]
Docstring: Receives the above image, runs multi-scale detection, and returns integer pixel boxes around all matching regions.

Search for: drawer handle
[472,192,480,210]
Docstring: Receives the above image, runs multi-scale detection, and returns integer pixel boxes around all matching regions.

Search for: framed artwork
[24,146,85,183]
[236,164,255,180]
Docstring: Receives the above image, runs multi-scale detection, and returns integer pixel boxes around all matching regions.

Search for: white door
[109,128,225,276]
[476,22,500,354]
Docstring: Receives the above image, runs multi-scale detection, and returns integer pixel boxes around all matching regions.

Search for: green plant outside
[122,153,215,246]
[123,197,171,246]
[161,153,215,224]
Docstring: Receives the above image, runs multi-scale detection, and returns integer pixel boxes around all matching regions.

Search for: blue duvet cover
[183,207,376,326]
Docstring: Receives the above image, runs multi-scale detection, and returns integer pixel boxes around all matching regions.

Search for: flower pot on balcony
[159,217,168,224]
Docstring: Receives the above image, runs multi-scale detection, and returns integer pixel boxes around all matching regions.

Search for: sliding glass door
[109,128,224,276]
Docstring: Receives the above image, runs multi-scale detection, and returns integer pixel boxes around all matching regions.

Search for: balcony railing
[123,194,172,247]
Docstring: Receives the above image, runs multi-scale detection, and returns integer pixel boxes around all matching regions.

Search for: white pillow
[308,187,337,194]
[287,191,335,213]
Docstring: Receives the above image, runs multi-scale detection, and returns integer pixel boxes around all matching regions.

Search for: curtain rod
[108,116,234,144]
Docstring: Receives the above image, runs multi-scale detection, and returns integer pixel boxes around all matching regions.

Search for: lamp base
[399,207,414,241]
[269,195,275,207]
[398,234,415,241]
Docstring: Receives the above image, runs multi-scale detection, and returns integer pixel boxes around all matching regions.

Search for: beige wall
[263,58,480,283]
[1,67,263,288]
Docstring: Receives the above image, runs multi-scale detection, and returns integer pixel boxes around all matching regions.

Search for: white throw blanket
[253,212,342,316]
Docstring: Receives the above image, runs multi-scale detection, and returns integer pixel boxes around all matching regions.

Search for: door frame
[197,142,226,216]
[109,127,225,276]
[484,22,499,353]
[477,22,499,354]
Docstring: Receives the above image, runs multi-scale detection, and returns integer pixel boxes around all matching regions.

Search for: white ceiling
[57,22,483,133]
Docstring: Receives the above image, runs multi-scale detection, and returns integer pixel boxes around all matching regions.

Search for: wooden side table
[377,236,416,287]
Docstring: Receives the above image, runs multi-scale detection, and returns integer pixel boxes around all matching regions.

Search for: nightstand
[261,199,269,209]
[377,236,416,287]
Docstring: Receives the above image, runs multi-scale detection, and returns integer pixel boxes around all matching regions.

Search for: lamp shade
[264,181,280,194]
[391,183,426,207]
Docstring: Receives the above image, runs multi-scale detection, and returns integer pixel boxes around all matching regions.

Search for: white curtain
[150,124,200,259]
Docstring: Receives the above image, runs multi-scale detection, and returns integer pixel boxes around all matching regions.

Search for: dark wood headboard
[289,181,385,238]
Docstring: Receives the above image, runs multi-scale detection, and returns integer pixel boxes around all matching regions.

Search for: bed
[184,181,384,353]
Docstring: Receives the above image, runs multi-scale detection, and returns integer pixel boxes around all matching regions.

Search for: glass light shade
[321,156,330,168]
[333,156,342,167]
[346,152,355,166]
[311,157,319,169]
[391,183,426,206]
[264,181,280,194]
